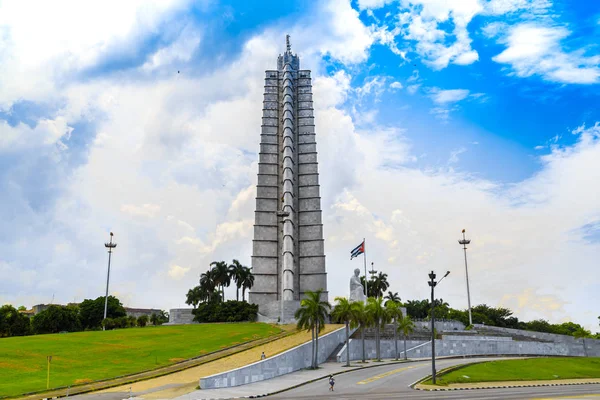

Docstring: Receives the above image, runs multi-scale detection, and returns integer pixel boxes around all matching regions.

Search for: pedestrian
[261,351,266,360]
[329,375,335,391]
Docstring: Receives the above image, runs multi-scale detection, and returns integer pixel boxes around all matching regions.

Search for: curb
[414,380,600,391]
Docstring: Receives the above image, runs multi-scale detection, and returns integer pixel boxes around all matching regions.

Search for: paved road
[270,358,600,400]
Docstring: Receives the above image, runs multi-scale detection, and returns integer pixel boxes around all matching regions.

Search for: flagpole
[363,238,368,300]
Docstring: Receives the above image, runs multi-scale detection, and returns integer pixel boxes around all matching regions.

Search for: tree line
[0,296,168,337]
[185,259,257,323]
[402,299,599,339]
[186,259,255,307]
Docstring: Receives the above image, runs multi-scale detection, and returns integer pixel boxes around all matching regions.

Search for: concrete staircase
[327,342,345,362]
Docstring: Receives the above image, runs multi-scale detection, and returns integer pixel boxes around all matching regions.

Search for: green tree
[331,297,355,367]
[295,289,330,369]
[573,327,592,338]
[186,286,208,308]
[229,259,246,301]
[371,272,390,298]
[386,301,403,360]
[241,267,255,302]
[17,305,26,311]
[404,299,430,319]
[200,269,219,303]
[150,310,169,326]
[127,315,137,327]
[79,296,126,329]
[137,315,149,327]
[366,296,390,361]
[384,291,401,305]
[351,300,370,363]
[397,314,415,360]
[31,305,81,334]
[0,304,31,337]
[210,261,230,301]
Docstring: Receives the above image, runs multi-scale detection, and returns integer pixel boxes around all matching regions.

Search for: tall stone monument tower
[248,36,328,323]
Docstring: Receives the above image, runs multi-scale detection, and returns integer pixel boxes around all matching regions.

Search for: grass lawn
[0,323,281,397]
[427,357,600,386]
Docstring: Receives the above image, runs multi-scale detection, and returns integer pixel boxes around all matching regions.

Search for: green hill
[0,323,280,397]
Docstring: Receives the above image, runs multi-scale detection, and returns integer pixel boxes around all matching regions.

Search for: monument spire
[249,40,328,323]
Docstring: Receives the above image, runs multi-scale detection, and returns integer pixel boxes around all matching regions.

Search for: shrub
[137,315,149,327]
[32,305,81,334]
[192,301,258,323]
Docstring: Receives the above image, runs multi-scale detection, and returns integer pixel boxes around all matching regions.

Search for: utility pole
[103,232,117,330]
[458,229,473,326]
[428,270,450,385]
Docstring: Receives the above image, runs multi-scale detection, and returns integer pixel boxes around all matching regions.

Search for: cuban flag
[350,240,365,260]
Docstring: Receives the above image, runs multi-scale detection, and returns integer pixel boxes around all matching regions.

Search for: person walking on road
[329,375,335,391]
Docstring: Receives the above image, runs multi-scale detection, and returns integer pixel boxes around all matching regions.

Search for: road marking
[532,395,600,399]
[356,366,418,385]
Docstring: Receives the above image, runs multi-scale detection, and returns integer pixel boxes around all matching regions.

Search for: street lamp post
[458,229,473,326]
[369,262,377,298]
[428,270,450,385]
[103,232,117,330]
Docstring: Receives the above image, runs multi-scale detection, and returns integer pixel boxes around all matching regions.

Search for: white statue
[349,268,365,302]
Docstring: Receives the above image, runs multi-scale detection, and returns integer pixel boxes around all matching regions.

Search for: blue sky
[0,0,599,330]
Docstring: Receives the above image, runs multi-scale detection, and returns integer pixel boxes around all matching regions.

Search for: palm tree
[295,289,330,368]
[210,261,230,300]
[372,272,389,298]
[351,301,370,363]
[331,297,355,367]
[241,267,255,301]
[386,301,403,360]
[384,291,401,305]
[229,259,246,301]
[366,296,390,361]
[397,314,415,360]
[199,270,217,302]
[185,286,203,308]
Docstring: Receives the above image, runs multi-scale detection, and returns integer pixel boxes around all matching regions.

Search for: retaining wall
[166,308,196,325]
[338,336,600,361]
[199,326,346,389]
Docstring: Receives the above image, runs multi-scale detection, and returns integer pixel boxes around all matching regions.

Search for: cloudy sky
[1,0,599,330]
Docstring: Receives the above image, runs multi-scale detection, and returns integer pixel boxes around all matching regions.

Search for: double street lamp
[428,270,450,384]
[103,232,117,330]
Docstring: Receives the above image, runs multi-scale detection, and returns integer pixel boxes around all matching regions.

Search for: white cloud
[448,147,467,164]
[0,117,73,151]
[168,264,190,280]
[392,0,482,69]
[0,0,193,108]
[120,204,161,218]
[357,0,396,10]
[407,84,421,94]
[430,88,470,104]
[492,23,600,84]
[390,81,403,89]
[298,0,376,64]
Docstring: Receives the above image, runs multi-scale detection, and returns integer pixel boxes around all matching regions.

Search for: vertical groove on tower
[249,37,327,323]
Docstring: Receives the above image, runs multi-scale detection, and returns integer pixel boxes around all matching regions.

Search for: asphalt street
[270,358,600,400]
